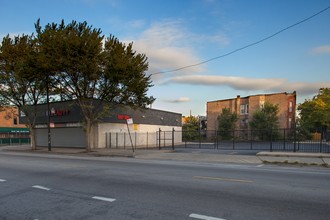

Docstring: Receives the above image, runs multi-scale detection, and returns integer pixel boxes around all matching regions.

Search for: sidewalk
[1,145,329,166]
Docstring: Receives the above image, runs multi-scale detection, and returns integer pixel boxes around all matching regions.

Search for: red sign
[117,114,131,120]
[50,108,70,116]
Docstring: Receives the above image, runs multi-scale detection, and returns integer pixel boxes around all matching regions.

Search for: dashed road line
[32,185,51,191]
[194,175,254,183]
[189,213,226,220]
[92,196,116,202]
[0,179,7,182]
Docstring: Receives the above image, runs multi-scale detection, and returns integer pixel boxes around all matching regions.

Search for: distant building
[0,106,25,129]
[207,92,296,131]
[0,106,29,144]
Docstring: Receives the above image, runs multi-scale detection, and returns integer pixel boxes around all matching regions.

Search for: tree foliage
[182,116,200,140]
[249,102,280,140]
[0,19,155,151]
[298,88,330,132]
[217,108,238,140]
[0,34,45,149]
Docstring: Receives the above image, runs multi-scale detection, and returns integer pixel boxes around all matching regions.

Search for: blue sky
[1,0,329,116]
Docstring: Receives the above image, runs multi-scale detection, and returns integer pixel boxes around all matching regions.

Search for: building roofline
[207,91,296,103]
[21,99,182,116]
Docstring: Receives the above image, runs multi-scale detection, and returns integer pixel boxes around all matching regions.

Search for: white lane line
[0,179,7,182]
[194,175,254,183]
[257,164,264,167]
[189,213,226,220]
[92,196,116,202]
[32,185,51,191]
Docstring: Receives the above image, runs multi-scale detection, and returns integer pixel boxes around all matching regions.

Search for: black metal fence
[174,128,330,153]
[0,131,30,145]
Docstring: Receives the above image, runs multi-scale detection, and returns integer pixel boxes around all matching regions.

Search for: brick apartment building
[0,106,25,129]
[207,92,296,131]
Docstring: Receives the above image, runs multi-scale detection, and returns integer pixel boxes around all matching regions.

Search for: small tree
[182,116,200,141]
[249,102,280,140]
[217,108,238,140]
[298,88,330,133]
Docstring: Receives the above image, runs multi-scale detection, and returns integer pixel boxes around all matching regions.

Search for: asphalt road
[0,152,330,220]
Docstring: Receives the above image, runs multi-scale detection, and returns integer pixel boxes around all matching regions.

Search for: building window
[13,117,18,125]
[240,105,245,115]
[259,100,265,109]
[240,104,249,115]
[288,117,292,128]
[289,101,293,112]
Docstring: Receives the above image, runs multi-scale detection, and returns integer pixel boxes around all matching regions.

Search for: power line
[150,5,330,76]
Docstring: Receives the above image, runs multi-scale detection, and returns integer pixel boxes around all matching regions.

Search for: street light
[46,74,51,151]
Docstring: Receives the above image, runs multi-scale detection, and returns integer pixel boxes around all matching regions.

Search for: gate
[157,128,175,150]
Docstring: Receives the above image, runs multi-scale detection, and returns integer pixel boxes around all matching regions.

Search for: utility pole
[46,75,51,151]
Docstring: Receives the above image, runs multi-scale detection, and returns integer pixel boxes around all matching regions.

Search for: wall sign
[117,114,131,120]
[50,108,70,116]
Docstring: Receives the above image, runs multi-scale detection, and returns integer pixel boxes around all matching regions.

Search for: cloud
[165,97,191,103]
[168,74,329,96]
[310,45,330,55]
[123,20,230,81]
[127,20,204,76]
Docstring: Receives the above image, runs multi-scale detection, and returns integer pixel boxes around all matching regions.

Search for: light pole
[46,75,51,151]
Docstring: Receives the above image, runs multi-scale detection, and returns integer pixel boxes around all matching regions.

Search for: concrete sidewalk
[1,145,329,166]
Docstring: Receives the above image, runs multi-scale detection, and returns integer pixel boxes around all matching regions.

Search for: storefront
[20,100,182,148]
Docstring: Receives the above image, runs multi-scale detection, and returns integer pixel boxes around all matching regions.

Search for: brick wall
[0,107,25,128]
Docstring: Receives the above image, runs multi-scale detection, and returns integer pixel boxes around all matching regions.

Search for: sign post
[126,118,135,153]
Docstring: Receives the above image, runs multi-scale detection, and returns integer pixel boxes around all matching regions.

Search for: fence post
[109,132,112,148]
[320,131,323,153]
[232,130,235,150]
[105,133,108,148]
[270,128,273,152]
[124,132,126,149]
[135,132,137,150]
[293,126,297,152]
[283,129,286,151]
[172,128,175,150]
[158,128,161,150]
[249,129,253,150]
[215,130,218,149]
[199,130,202,149]
[116,132,118,149]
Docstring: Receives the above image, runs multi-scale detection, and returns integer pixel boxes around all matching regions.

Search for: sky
[1,0,329,116]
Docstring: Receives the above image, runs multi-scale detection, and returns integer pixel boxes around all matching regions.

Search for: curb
[257,152,330,166]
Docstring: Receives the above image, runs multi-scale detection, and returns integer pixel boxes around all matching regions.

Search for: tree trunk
[30,127,37,151]
[85,119,94,152]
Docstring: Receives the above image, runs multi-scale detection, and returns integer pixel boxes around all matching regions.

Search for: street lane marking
[92,196,116,202]
[32,185,51,191]
[0,179,7,182]
[189,213,226,220]
[257,164,264,167]
[194,175,254,183]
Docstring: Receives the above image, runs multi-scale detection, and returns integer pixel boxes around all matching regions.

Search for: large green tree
[217,108,238,140]
[35,20,154,151]
[249,101,280,140]
[298,88,330,132]
[0,34,45,150]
